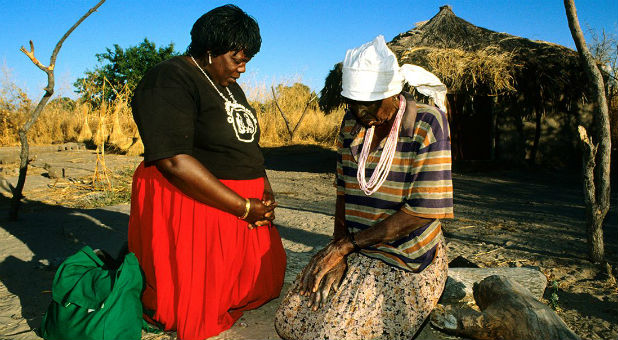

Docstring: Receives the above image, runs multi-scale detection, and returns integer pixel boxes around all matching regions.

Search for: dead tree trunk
[432,275,581,340]
[270,86,316,141]
[271,86,293,138]
[530,105,544,166]
[489,96,498,161]
[291,94,316,138]
[564,0,611,263]
[514,112,526,163]
[9,0,106,220]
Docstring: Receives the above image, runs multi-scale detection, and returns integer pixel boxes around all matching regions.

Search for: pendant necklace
[357,95,405,195]
[190,55,257,143]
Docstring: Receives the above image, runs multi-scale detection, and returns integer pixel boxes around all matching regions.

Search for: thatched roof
[320,5,586,113]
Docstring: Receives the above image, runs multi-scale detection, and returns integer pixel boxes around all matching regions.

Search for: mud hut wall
[490,95,591,167]
[443,84,589,167]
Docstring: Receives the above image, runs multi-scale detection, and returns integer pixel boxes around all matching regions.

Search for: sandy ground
[0,144,616,340]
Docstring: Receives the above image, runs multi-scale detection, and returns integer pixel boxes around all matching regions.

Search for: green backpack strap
[50,246,112,309]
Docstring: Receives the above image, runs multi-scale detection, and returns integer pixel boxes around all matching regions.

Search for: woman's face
[347,96,398,127]
[206,50,251,87]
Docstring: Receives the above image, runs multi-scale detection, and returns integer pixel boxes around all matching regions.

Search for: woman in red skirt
[128,5,286,339]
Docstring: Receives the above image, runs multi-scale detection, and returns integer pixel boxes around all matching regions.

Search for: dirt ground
[0,144,616,340]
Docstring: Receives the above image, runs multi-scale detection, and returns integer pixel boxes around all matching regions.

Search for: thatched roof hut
[320,5,589,163]
[389,5,585,100]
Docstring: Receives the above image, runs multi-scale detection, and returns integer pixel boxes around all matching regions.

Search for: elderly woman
[128,5,286,340]
[275,35,453,340]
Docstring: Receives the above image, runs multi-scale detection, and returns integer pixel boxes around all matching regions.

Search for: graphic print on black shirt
[225,101,258,142]
[131,56,266,180]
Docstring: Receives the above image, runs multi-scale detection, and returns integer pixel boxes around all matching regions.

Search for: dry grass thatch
[76,104,93,143]
[401,46,521,94]
[320,5,587,113]
[390,6,585,99]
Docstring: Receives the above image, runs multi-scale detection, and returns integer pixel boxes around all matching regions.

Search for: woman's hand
[304,258,347,310]
[298,237,352,301]
[262,189,275,206]
[243,198,276,229]
[248,177,277,228]
[259,188,276,223]
[246,188,277,228]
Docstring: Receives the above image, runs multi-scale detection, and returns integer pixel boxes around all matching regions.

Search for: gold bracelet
[239,198,251,220]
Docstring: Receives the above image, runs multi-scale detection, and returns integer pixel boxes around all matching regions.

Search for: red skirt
[128,162,286,340]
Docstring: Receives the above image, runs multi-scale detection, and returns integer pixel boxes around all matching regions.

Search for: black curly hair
[187,4,261,59]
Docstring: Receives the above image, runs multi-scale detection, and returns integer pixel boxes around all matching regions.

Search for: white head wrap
[341,35,448,112]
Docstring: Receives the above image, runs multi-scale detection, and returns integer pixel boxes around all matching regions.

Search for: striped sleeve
[402,108,454,219]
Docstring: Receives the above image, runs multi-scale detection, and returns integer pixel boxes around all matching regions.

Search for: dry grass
[0,71,143,154]
[1,74,344,151]
[401,46,522,94]
[1,73,343,209]
[17,166,136,209]
[24,98,143,155]
[245,77,344,148]
[0,70,31,146]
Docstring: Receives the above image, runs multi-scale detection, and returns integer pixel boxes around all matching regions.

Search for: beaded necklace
[357,95,405,195]
[190,55,257,143]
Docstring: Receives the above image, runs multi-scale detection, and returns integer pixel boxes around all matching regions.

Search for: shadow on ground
[262,145,336,173]
[546,288,618,324]
[448,167,618,264]
[0,196,131,337]
[0,194,334,339]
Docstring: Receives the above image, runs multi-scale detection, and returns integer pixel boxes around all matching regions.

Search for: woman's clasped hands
[243,189,277,229]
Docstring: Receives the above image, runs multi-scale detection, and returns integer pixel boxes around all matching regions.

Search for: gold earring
[208,53,212,64]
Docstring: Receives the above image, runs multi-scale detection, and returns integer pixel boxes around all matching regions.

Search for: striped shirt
[336,94,454,272]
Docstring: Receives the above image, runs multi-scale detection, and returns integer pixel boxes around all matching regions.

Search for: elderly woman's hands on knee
[298,236,354,310]
[304,259,347,311]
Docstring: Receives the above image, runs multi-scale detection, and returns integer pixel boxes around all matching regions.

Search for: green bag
[41,246,143,340]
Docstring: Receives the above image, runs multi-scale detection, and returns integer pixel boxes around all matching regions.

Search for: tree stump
[441,267,547,304]
[431,275,580,340]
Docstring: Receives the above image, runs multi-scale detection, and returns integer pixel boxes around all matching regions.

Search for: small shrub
[549,280,560,310]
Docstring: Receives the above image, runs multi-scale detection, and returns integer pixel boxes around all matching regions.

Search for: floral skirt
[275,240,447,340]
[128,162,286,340]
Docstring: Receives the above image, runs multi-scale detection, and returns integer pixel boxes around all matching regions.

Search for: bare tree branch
[271,86,293,138]
[291,94,316,138]
[49,0,106,68]
[19,41,50,73]
[564,0,611,263]
[10,0,106,220]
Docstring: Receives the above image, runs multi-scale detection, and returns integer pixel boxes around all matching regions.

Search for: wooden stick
[271,86,293,138]
[291,94,316,139]
[9,0,107,220]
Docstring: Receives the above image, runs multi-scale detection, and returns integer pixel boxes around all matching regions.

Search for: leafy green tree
[49,96,76,111]
[74,38,179,105]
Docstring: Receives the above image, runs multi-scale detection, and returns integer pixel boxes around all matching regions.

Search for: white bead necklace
[190,55,258,143]
[357,95,405,195]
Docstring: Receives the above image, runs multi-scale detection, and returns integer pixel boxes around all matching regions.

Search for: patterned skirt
[275,240,447,340]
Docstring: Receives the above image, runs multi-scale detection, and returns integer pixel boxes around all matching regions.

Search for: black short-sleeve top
[131,56,265,180]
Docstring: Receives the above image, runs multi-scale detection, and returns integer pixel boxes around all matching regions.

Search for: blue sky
[1,0,617,100]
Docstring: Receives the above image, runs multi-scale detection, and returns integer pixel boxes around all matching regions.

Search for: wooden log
[441,267,547,304]
[432,275,580,340]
